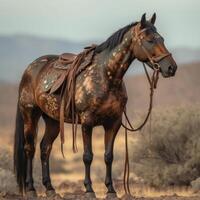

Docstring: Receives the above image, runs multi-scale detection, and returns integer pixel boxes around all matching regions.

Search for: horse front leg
[81,124,95,197]
[103,117,122,197]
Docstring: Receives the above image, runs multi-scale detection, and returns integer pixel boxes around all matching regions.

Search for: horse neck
[102,28,136,81]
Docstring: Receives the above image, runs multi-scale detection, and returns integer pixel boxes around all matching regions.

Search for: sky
[0,0,200,48]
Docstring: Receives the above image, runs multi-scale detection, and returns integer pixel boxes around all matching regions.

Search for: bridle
[122,24,172,132]
[133,24,172,72]
[122,24,172,196]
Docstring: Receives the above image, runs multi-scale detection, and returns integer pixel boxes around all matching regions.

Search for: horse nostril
[168,66,174,74]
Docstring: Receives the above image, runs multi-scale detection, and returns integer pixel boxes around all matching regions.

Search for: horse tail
[14,102,27,194]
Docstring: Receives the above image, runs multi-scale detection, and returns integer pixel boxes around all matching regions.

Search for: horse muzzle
[157,55,177,78]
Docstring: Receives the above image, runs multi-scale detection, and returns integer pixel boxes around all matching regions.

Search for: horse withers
[14,13,177,198]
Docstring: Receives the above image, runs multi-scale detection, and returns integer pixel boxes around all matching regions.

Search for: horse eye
[148,39,154,44]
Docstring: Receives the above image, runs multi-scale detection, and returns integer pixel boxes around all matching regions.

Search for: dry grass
[131,106,200,189]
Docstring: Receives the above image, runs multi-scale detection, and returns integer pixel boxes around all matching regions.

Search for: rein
[122,63,159,195]
[122,63,159,132]
[122,24,162,196]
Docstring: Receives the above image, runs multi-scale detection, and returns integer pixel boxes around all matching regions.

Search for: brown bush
[131,106,200,187]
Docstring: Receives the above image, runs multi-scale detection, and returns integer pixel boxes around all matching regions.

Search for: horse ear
[141,13,146,29]
[150,13,156,25]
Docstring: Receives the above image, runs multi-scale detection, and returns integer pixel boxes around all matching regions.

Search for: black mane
[95,22,138,53]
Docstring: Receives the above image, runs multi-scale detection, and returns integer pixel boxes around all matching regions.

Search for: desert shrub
[131,106,200,187]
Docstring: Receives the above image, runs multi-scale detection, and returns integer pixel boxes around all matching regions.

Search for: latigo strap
[58,45,96,157]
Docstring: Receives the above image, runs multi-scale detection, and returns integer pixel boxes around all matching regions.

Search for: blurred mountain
[0,34,199,82]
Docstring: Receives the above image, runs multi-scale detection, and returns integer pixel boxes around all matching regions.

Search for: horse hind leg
[22,106,41,196]
[40,113,60,196]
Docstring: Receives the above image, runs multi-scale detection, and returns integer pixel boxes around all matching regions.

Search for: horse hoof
[121,194,135,200]
[46,190,56,197]
[46,190,62,199]
[106,192,118,199]
[85,192,96,199]
[26,190,37,199]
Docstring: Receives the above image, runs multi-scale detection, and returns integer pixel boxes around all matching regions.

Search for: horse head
[132,13,177,78]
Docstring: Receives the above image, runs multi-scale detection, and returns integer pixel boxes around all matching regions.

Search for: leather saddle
[54,53,77,68]
[59,53,77,63]
[53,45,96,70]
[47,44,96,94]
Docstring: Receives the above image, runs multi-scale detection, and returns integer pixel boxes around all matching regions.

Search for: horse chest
[97,92,126,116]
[77,88,127,125]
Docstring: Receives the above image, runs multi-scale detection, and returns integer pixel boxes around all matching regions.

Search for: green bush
[131,106,200,187]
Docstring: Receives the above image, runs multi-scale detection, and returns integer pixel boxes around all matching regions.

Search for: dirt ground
[1,186,200,200]
[1,179,200,200]
[1,193,200,200]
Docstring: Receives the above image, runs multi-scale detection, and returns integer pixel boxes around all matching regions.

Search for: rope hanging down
[59,45,96,157]
[122,62,159,196]
[122,63,159,132]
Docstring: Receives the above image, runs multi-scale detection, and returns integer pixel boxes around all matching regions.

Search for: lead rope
[123,62,159,196]
[123,110,131,194]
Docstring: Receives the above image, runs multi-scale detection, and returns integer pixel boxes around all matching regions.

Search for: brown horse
[14,13,177,198]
